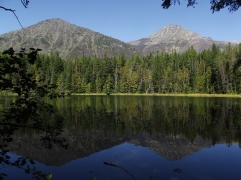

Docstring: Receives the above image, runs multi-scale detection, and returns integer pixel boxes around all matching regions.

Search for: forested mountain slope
[0,18,138,58]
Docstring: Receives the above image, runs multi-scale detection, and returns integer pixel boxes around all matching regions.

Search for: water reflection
[53,96,241,146]
[1,96,241,179]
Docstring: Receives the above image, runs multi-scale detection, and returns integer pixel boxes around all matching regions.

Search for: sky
[0,0,241,42]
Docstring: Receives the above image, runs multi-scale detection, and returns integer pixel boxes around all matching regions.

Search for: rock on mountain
[0,18,138,59]
[129,24,234,55]
[232,40,241,44]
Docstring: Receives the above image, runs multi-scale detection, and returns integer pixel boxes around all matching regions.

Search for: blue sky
[0,0,241,42]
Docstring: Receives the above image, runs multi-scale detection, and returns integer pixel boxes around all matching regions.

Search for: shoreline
[71,93,241,98]
[1,93,241,98]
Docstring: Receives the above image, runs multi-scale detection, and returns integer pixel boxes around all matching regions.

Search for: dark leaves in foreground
[0,48,67,179]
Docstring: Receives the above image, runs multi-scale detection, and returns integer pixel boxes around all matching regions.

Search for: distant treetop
[161,0,241,12]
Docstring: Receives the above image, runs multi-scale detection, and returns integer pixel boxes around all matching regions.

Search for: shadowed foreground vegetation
[0,48,67,179]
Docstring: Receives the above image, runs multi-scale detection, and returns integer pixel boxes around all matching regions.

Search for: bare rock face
[0,18,138,59]
[232,40,241,44]
[129,24,236,55]
[149,24,201,43]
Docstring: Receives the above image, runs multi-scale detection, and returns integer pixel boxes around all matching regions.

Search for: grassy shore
[71,93,241,98]
[2,92,241,98]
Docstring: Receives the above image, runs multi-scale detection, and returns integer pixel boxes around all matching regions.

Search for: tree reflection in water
[1,95,241,179]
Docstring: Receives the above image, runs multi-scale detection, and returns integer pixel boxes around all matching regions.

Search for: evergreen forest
[1,43,241,95]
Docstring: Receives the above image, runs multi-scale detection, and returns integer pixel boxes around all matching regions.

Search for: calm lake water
[1,95,241,180]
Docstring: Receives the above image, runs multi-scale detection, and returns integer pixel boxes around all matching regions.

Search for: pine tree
[104,74,114,95]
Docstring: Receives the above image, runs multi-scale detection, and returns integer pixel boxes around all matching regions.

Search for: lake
[1,95,241,179]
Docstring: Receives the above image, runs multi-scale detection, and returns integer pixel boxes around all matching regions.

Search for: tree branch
[21,0,29,8]
[0,6,23,29]
[161,0,241,12]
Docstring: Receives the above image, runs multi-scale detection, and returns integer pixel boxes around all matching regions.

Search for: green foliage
[3,43,241,95]
[161,0,241,12]
[0,48,68,179]
[0,48,67,145]
[104,74,114,95]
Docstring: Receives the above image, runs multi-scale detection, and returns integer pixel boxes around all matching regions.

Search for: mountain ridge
[0,18,138,58]
[7,131,214,166]
[129,24,237,55]
[0,18,239,58]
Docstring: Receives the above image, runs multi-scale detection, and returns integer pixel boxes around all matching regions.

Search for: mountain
[129,134,213,160]
[7,131,214,166]
[0,18,138,58]
[129,24,236,55]
[7,130,135,166]
[1,20,239,58]
[232,40,241,44]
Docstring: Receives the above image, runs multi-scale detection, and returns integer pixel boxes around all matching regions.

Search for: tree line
[1,43,241,95]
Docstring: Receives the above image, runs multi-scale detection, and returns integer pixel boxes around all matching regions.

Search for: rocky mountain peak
[149,24,201,43]
[232,40,241,44]
[128,24,231,54]
[0,18,138,58]
[35,18,69,25]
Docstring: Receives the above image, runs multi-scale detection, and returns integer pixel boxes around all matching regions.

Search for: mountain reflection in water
[1,95,241,179]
